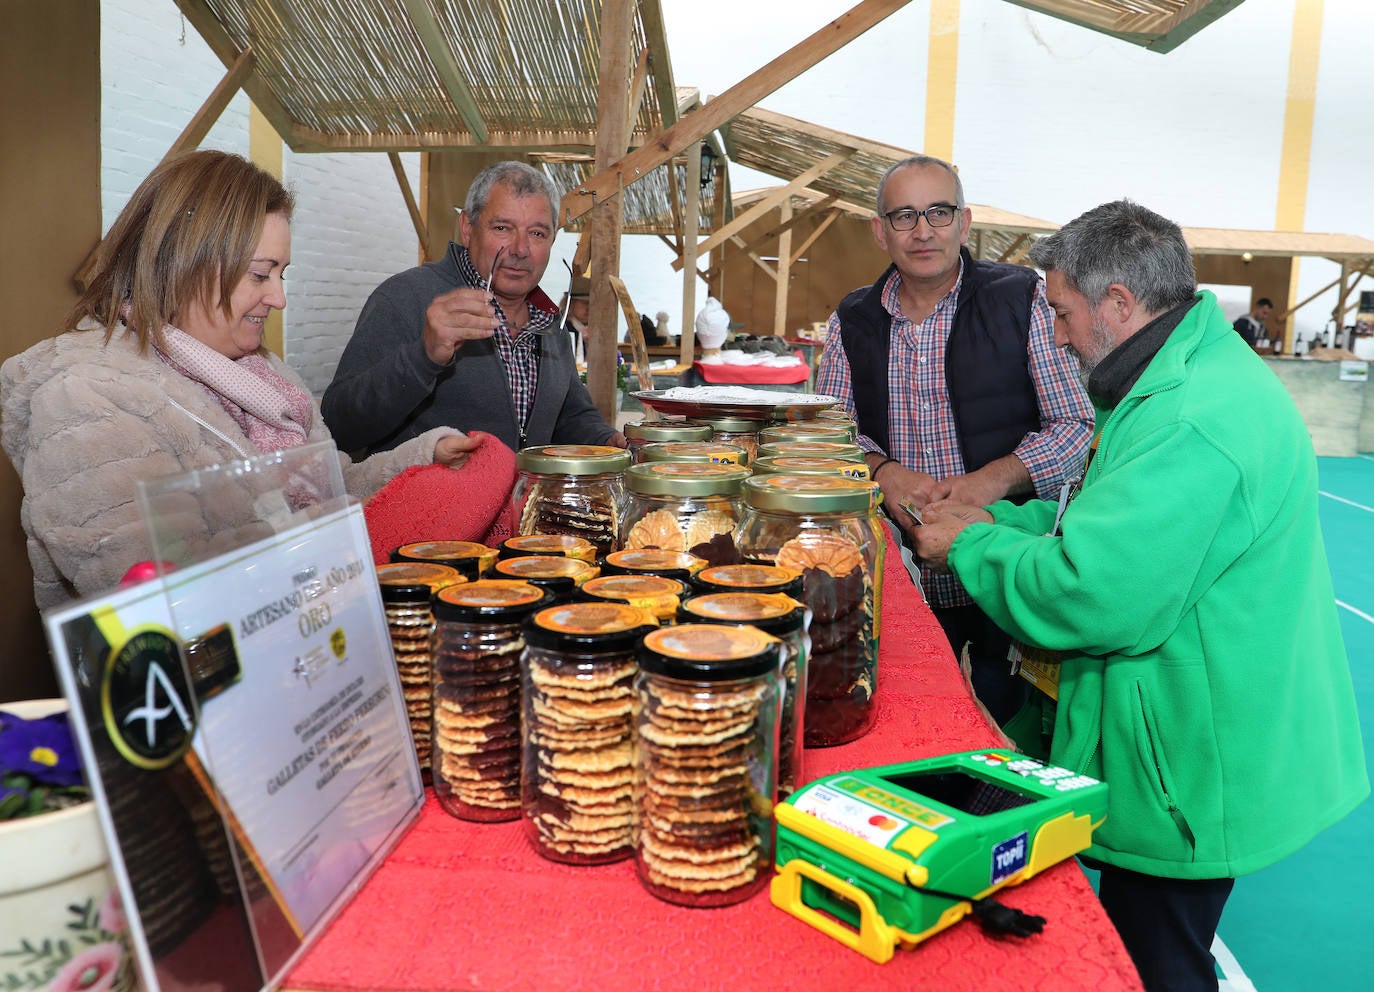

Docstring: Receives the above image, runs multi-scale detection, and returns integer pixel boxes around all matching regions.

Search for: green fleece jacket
[949,291,1367,878]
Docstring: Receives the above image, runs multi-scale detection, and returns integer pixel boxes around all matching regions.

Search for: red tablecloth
[693,353,811,385]
[283,543,1142,992]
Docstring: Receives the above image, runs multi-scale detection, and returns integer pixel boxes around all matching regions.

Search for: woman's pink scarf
[154,324,313,453]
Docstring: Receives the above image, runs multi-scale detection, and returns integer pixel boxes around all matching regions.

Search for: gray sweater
[322,242,615,454]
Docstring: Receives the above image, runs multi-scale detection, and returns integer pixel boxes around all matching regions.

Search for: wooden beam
[773,198,793,336]
[609,275,654,391]
[996,233,1030,264]
[401,0,488,142]
[731,235,778,280]
[172,1,301,146]
[636,0,682,128]
[626,44,652,133]
[560,0,913,224]
[1335,263,1374,324]
[789,208,841,265]
[76,45,257,289]
[672,149,853,270]
[585,0,635,420]
[740,193,839,256]
[709,161,729,299]
[679,139,703,364]
[388,153,427,247]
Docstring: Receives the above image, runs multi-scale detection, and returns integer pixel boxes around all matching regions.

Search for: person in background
[913,200,1367,992]
[322,161,625,454]
[0,150,479,611]
[814,154,1094,724]
[561,272,591,364]
[1232,296,1272,348]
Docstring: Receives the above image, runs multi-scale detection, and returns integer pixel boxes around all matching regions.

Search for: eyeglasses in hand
[882,204,959,231]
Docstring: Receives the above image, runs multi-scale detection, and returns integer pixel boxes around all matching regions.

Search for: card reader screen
[878,770,1038,817]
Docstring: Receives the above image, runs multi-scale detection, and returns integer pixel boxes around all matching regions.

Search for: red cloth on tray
[284,539,1143,992]
[693,351,811,385]
[361,431,518,564]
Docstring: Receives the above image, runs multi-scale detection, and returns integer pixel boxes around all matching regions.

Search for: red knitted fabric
[362,432,518,565]
[284,538,1143,992]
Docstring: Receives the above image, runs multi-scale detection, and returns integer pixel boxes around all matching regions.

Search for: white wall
[100,0,420,395]
[101,0,1374,372]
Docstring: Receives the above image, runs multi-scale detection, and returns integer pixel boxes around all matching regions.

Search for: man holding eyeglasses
[815,155,1092,725]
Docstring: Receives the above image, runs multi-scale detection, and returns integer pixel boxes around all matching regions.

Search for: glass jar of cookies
[755,440,865,464]
[391,540,498,581]
[489,554,599,602]
[620,461,750,568]
[634,623,782,907]
[431,580,552,821]
[678,592,807,798]
[737,474,884,747]
[759,423,855,446]
[521,602,658,865]
[624,420,713,462]
[637,441,748,468]
[579,574,685,626]
[750,455,871,481]
[513,445,631,559]
[694,415,765,463]
[375,562,467,776]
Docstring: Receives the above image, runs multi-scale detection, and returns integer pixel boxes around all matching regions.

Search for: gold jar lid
[392,540,498,577]
[755,441,864,462]
[639,623,780,680]
[638,441,748,466]
[624,420,713,443]
[680,592,805,635]
[759,424,854,445]
[625,460,750,496]
[432,579,551,621]
[750,456,871,480]
[516,444,630,475]
[498,534,598,562]
[743,474,877,513]
[376,561,466,602]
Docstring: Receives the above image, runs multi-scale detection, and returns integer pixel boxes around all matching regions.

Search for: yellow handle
[770,860,898,964]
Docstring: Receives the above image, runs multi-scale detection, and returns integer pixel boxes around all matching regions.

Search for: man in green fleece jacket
[913,200,1367,992]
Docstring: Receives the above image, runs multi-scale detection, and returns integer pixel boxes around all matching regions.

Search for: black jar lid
[638,623,780,680]
[391,540,498,579]
[432,579,552,623]
[691,563,802,598]
[490,555,596,597]
[376,562,466,603]
[602,548,705,583]
[678,592,805,636]
[524,602,659,652]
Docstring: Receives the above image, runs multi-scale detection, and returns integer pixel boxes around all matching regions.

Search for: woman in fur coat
[1,150,479,610]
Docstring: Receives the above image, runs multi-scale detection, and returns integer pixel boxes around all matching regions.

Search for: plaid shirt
[455,246,558,444]
[815,258,1093,607]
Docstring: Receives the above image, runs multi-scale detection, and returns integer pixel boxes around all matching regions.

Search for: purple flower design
[0,710,84,787]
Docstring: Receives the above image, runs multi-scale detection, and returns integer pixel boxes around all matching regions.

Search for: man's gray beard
[1070,316,1118,390]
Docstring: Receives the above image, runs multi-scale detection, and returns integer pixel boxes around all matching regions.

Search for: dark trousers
[932,602,1027,725]
[1096,864,1235,992]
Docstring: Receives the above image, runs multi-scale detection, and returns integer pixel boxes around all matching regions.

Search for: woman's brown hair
[69,150,295,351]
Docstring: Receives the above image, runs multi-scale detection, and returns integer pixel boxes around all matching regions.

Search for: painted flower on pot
[45,942,123,992]
[0,708,89,819]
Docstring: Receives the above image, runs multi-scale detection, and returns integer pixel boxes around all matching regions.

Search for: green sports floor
[1211,454,1374,991]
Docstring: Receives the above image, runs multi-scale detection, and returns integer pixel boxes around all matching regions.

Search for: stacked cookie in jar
[378,412,886,907]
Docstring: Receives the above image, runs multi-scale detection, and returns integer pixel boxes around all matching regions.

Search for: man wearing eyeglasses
[815,155,1092,725]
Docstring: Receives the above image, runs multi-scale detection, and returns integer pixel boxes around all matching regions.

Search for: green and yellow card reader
[771,749,1108,963]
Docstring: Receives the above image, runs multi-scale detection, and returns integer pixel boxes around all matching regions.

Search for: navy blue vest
[837,248,1041,474]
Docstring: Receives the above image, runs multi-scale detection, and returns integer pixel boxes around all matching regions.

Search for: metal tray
[630,389,839,422]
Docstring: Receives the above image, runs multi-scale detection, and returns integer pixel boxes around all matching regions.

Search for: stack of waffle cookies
[636,677,770,903]
[518,491,620,558]
[432,623,525,819]
[523,649,638,862]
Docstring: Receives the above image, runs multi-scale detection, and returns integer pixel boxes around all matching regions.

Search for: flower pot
[0,699,135,991]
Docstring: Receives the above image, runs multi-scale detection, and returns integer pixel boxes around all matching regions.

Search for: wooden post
[586,0,634,420]
[773,197,793,337]
[680,140,703,366]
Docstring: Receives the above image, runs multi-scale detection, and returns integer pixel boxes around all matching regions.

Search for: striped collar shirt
[816,258,1093,607]
[456,247,558,443]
